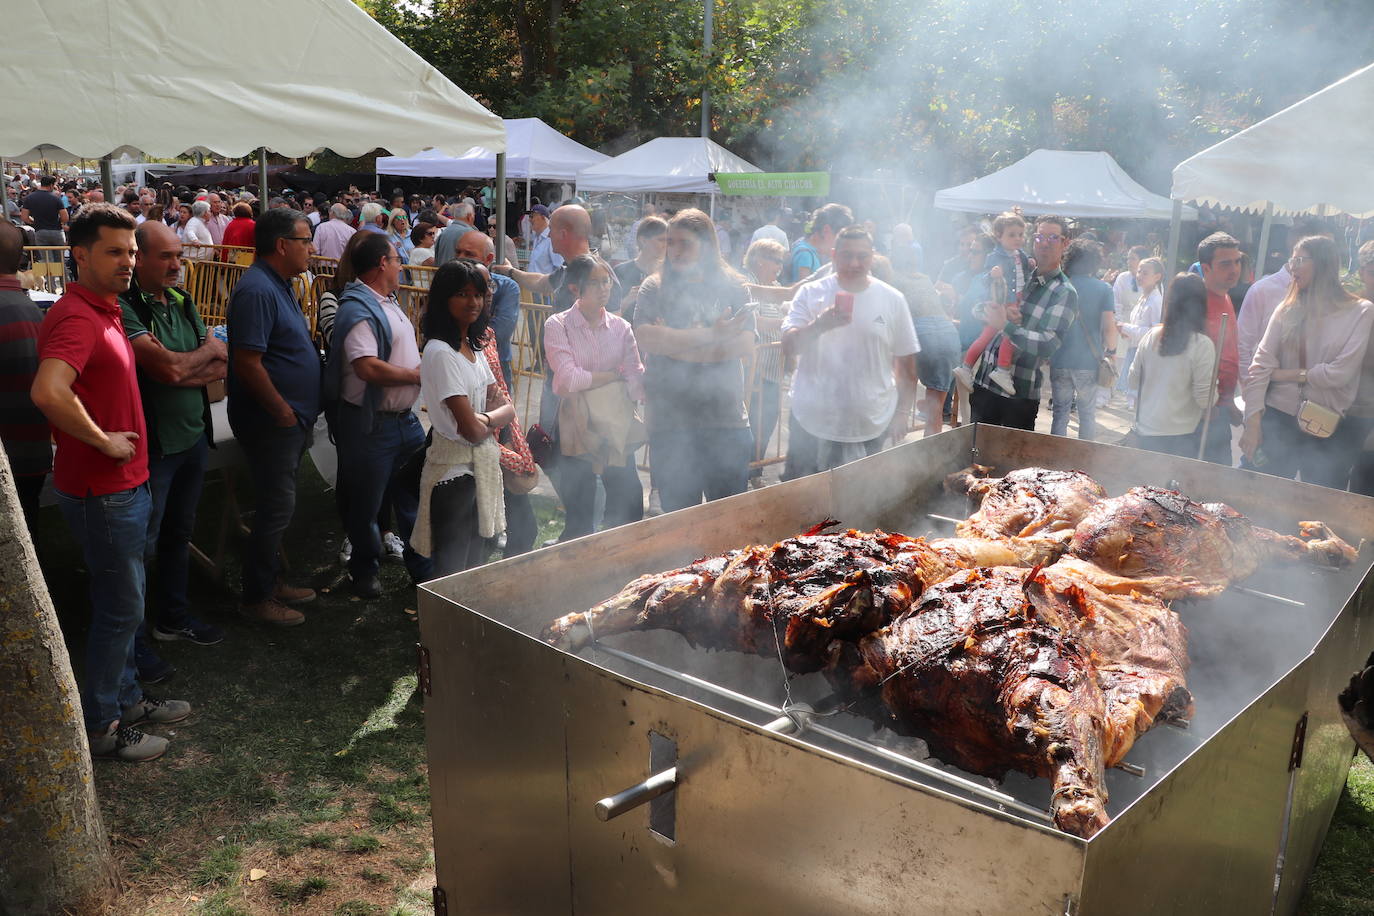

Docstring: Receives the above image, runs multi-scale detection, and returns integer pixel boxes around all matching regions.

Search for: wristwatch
[1298,370,1309,385]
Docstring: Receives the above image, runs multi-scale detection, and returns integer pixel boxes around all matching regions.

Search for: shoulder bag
[1295,318,1341,438]
[1075,301,1119,389]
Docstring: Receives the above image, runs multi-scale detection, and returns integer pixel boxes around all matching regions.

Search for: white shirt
[1112,270,1139,319]
[750,223,789,248]
[1120,288,1162,346]
[182,216,214,259]
[783,274,920,442]
[421,339,495,482]
[1127,328,1218,436]
[341,291,421,411]
[1237,266,1292,386]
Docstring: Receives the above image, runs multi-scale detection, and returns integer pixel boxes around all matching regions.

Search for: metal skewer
[927,513,964,526]
[1116,762,1145,778]
[591,643,1055,825]
[1231,585,1305,608]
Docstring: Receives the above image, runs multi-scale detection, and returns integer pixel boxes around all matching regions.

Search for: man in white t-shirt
[781,225,920,480]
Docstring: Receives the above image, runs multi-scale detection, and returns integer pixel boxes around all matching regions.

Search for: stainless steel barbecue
[417,424,1374,915]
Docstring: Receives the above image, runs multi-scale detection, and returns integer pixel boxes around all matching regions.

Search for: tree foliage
[359,0,1374,190]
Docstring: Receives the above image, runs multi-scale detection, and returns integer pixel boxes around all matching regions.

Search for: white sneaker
[951,365,975,392]
[988,367,1016,397]
[338,537,352,565]
[647,489,663,517]
[382,531,405,561]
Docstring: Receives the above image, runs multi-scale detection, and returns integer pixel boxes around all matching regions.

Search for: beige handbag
[1296,319,1341,439]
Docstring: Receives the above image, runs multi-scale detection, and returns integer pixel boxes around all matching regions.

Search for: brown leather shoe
[240,599,306,627]
[273,582,317,605]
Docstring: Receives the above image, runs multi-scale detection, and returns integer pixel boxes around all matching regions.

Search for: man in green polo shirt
[120,221,229,673]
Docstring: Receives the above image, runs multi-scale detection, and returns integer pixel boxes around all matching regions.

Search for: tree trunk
[0,447,119,914]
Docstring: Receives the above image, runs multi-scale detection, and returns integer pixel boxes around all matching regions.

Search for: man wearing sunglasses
[968,215,1077,431]
[226,209,320,626]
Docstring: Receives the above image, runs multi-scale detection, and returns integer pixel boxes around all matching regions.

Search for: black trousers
[559,454,643,542]
[429,475,488,577]
[969,386,1039,431]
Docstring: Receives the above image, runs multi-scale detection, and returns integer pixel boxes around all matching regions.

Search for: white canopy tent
[1168,62,1374,277]
[0,0,504,194]
[576,137,762,196]
[376,118,607,182]
[935,149,1196,221]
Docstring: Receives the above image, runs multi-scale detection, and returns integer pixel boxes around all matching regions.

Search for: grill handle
[595,767,678,821]
[593,712,806,822]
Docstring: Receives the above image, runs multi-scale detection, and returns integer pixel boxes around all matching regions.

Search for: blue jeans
[649,426,752,513]
[236,420,310,604]
[334,405,427,581]
[56,483,151,732]
[1050,368,1099,440]
[145,435,209,627]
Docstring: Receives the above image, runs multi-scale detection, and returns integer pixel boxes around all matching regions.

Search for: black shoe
[350,573,383,599]
[135,636,176,685]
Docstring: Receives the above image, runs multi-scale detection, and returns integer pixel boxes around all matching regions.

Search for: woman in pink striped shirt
[543,254,647,540]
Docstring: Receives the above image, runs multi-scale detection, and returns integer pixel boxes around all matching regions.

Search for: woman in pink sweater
[1240,236,1374,486]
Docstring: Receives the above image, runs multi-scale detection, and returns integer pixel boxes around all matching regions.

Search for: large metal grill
[417,424,1374,915]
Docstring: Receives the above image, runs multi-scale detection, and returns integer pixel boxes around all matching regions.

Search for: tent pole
[1164,199,1183,296]
[525,179,531,214]
[258,148,269,216]
[1255,202,1274,279]
[701,0,713,140]
[99,156,114,204]
[495,153,507,266]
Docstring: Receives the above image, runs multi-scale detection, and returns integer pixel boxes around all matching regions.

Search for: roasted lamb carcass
[1067,486,1357,598]
[945,466,1107,542]
[827,566,1191,838]
[542,524,1061,672]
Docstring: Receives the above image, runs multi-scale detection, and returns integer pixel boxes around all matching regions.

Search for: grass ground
[29,457,1374,914]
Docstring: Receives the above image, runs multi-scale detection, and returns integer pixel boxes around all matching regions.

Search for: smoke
[736,0,1374,232]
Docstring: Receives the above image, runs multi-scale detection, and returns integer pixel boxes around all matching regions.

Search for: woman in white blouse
[1240,236,1374,486]
[1127,273,1217,457]
[1116,256,1164,405]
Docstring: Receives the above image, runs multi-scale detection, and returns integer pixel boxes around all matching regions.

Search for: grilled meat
[1068,486,1356,598]
[542,524,1059,672]
[828,565,1191,838]
[946,466,1107,541]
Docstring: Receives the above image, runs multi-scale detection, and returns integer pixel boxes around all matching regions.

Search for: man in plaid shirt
[969,215,1077,430]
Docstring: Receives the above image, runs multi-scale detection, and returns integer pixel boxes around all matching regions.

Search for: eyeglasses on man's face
[1033,233,1063,244]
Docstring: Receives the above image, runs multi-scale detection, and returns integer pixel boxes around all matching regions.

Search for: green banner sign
[714,171,830,196]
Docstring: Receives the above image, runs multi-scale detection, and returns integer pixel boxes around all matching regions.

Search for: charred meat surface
[541,528,1062,672]
[828,568,1113,837]
[828,565,1191,838]
[1069,486,1356,598]
[947,467,1108,541]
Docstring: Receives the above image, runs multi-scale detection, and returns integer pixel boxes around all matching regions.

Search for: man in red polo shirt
[1196,232,1243,466]
[31,203,192,762]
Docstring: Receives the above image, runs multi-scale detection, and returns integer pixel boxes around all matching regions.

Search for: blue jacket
[323,280,394,434]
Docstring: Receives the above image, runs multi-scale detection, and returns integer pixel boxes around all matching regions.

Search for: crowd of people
[4,162,1374,764]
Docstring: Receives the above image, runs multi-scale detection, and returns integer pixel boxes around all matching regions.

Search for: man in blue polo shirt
[227,208,321,627]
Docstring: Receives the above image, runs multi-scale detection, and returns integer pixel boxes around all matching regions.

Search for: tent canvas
[0,0,504,162]
[1171,63,1374,218]
[376,119,608,181]
[576,137,762,195]
[935,149,1196,221]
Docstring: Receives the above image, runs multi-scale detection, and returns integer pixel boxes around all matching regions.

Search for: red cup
[834,290,854,319]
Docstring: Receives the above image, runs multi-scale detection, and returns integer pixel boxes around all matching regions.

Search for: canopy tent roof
[1171,63,1374,218]
[576,137,761,194]
[934,149,1196,221]
[0,0,504,163]
[376,118,608,181]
